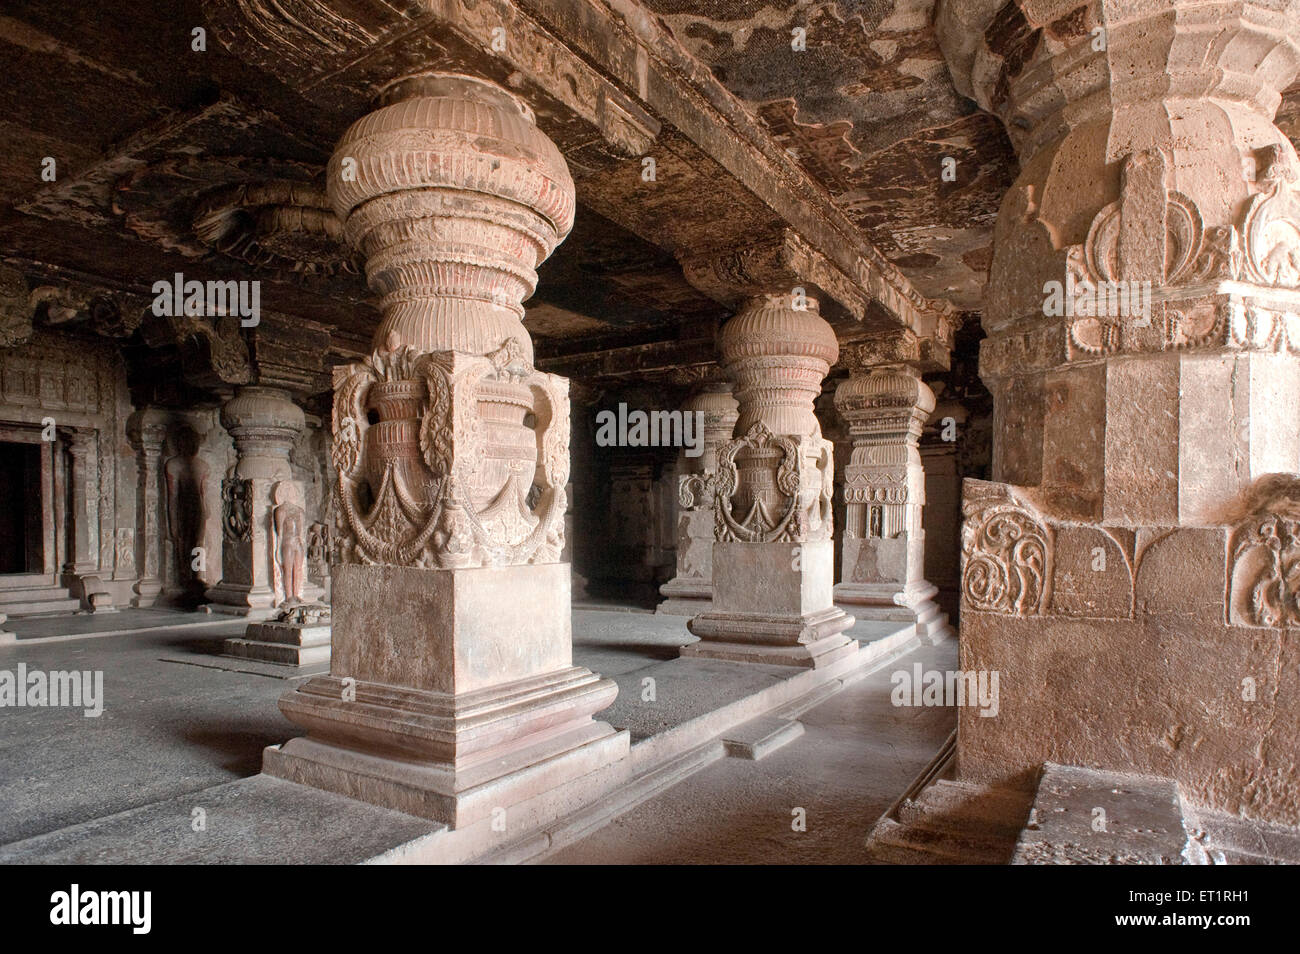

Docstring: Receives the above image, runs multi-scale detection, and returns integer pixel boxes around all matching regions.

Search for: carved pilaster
[60,427,98,576]
[127,411,168,607]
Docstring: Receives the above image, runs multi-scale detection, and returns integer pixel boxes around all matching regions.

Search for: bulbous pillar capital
[221,386,304,480]
[328,72,575,362]
[834,364,935,446]
[719,294,839,439]
[680,382,739,475]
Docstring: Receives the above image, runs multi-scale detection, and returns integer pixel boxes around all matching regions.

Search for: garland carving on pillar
[333,335,569,569]
[961,487,1051,616]
[680,421,832,544]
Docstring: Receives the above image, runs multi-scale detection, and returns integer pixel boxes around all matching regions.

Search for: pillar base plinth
[834,581,953,644]
[264,562,627,827]
[265,666,627,827]
[683,605,857,668]
[656,576,712,616]
[202,582,280,620]
[225,619,332,667]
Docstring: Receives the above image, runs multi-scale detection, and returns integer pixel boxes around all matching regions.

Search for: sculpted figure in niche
[164,425,208,597]
[271,481,307,607]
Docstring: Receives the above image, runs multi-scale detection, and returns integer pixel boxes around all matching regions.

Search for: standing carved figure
[271,481,306,606]
[163,425,208,596]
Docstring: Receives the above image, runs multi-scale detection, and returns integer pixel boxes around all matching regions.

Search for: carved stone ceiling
[0,0,723,367]
[635,0,1013,310]
[2,0,1299,369]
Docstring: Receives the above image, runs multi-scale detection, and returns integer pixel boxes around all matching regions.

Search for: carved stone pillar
[658,383,739,615]
[263,73,627,828]
[938,0,1300,823]
[61,428,98,577]
[204,385,315,617]
[127,411,168,608]
[682,294,856,667]
[832,359,951,642]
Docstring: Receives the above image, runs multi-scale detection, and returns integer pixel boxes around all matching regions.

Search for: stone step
[0,596,82,617]
[721,715,804,761]
[904,779,1033,829]
[867,816,1013,864]
[897,798,1029,839]
[1181,803,1300,865]
[1012,763,1189,865]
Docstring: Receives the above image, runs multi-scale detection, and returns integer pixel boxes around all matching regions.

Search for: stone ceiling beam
[535,333,717,381]
[201,0,950,339]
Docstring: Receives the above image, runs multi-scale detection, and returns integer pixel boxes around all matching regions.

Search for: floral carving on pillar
[1227,475,1300,628]
[324,73,575,571]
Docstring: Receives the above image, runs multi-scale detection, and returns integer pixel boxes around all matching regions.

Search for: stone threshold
[0,621,926,864]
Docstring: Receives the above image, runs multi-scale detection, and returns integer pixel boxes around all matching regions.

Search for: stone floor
[0,604,954,863]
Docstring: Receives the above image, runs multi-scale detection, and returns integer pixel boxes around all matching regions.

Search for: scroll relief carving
[332,335,569,569]
[1228,477,1300,628]
[961,494,1052,616]
[680,421,833,544]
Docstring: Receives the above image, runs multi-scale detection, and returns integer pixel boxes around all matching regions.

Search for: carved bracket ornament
[332,335,569,569]
[1061,146,1300,359]
[1228,475,1300,628]
[961,490,1052,617]
[680,421,833,544]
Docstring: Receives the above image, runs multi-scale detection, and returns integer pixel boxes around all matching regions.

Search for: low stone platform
[0,608,246,646]
[224,619,331,667]
[1013,764,1189,865]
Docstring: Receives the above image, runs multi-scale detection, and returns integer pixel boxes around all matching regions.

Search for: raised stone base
[656,576,712,616]
[264,718,629,829]
[265,561,628,827]
[682,607,858,667]
[684,539,856,667]
[202,582,279,621]
[836,581,952,645]
[224,620,331,667]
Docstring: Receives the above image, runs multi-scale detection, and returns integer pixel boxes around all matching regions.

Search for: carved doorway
[0,441,41,573]
[0,426,58,582]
